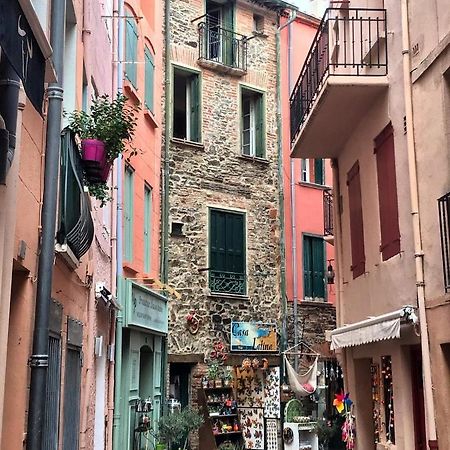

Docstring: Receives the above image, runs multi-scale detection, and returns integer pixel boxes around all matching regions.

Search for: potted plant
[207,362,219,388]
[223,366,233,388]
[157,407,204,450]
[66,93,140,204]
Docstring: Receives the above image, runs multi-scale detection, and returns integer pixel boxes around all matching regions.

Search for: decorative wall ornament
[239,407,265,450]
[264,367,280,418]
[186,311,201,334]
[236,367,264,407]
[265,419,278,450]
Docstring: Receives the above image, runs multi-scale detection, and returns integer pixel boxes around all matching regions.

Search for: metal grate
[198,22,248,71]
[42,336,61,450]
[209,270,246,295]
[438,192,450,291]
[324,189,334,236]
[290,8,388,144]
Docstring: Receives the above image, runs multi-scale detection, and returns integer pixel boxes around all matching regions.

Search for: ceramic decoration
[239,407,265,450]
[263,367,280,419]
[236,368,264,408]
[265,419,278,450]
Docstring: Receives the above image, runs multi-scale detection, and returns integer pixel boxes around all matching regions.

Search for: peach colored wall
[122,0,162,281]
[281,14,335,304]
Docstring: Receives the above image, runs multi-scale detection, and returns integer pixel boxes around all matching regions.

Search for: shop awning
[329,306,418,350]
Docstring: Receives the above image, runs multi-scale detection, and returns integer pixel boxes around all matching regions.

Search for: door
[410,345,427,450]
[206,8,221,61]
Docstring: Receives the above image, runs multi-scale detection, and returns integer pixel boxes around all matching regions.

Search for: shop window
[241,87,265,158]
[209,208,246,295]
[303,235,325,300]
[125,11,138,88]
[144,46,155,112]
[347,161,366,279]
[143,184,152,273]
[124,164,134,261]
[172,68,201,142]
[381,355,395,444]
[375,123,400,261]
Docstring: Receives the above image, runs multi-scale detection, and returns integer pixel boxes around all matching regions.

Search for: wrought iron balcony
[438,192,450,292]
[209,270,246,296]
[290,8,388,156]
[198,22,248,74]
[324,188,334,237]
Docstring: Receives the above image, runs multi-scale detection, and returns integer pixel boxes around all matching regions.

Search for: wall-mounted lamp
[326,260,335,285]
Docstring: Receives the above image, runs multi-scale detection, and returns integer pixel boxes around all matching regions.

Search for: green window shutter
[189,74,200,142]
[125,14,138,88]
[144,47,154,112]
[222,2,235,65]
[312,238,325,298]
[255,94,265,158]
[144,185,152,273]
[210,209,226,271]
[303,237,312,298]
[124,166,134,261]
[314,159,324,185]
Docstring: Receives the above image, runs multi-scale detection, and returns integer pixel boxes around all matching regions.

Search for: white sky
[290,0,329,18]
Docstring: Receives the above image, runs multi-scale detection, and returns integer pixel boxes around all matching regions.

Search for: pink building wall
[281,13,336,305]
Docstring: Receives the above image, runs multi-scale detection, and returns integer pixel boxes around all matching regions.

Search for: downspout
[400,0,438,447]
[26,0,66,449]
[276,9,296,363]
[160,0,171,414]
[112,0,125,447]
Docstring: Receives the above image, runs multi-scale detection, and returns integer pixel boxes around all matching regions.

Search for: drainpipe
[112,0,125,447]
[160,0,171,415]
[400,0,438,447]
[0,58,20,184]
[276,9,296,364]
[26,0,65,449]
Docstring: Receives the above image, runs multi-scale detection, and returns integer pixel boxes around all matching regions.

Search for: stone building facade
[164,0,292,420]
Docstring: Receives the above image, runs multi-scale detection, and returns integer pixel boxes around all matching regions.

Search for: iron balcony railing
[290,8,388,144]
[198,22,248,71]
[324,188,334,236]
[438,192,450,292]
[209,270,246,296]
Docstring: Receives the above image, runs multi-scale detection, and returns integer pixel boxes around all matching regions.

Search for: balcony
[438,192,450,292]
[324,189,334,243]
[209,270,246,296]
[197,22,248,76]
[290,8,388,159]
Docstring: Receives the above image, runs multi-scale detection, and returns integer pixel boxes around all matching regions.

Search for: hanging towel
[284,356,318,398]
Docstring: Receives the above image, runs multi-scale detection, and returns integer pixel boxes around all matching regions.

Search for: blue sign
[230,322,278,352]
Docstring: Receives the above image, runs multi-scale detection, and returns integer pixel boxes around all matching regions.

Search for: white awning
[329,307,417,350]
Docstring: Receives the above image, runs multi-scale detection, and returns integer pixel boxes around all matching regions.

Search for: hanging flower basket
[81,139,106,167]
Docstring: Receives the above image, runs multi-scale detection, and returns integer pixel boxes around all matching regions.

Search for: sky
[290,0,329,18]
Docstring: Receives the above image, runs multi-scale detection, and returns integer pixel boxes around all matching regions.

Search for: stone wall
[165,0,283,357]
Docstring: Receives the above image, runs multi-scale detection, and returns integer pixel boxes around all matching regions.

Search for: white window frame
[301,159,310,182]
[242,97,256,156]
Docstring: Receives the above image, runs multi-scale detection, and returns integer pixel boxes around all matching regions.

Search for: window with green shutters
[314,159,324,185]
[144,184,152,273]
[209,209,246,295]
[303,235,325,300]
[241,87,265,158]
[124,165,134,261]
[173,67,201,142]
[144,46,155,112]
[125,12,138,88]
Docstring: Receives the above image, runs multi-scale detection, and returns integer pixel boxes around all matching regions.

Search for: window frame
[125,10,138,88]
[144,45,155,112]
[143,183,152,273]
[239,85,266,159]
[302,233,326,301]
[124,164,134,262]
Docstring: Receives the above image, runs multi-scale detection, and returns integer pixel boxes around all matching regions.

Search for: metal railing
[438,192,450,292]
[290,8,387,144]
[209,270,246,295]
[198,22,248,71]
[324,189,334,236]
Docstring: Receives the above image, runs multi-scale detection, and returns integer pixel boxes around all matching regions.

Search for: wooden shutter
[375,123,400,261]
[303,236,312,297]
[144,46,154,112]
[144,185,152,273]
[347,161,366,278]
[312,237,325,298]
[255,94,265,158]
[210,209,226,272]
[314,159,324,185]
[124,166,134,261]
[222,1,235,65]
[125,14,138,87]
[189,74,200,142]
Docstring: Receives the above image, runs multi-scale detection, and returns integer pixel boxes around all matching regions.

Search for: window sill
[300,300,334,308]
[170,137,204,150]
[252,30,268,38]
[298,181,331,190]
[197,58,247,77]
[207,291,249,301]
[123,81,141,105]
[238,154,269,165]
[144,109,159,128]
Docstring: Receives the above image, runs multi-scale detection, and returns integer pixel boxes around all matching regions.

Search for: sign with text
[125,281,168,334]
[230,322,278,352]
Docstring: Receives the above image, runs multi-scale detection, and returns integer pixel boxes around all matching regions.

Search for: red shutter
[375,123,401,261]
[347,161,366,278]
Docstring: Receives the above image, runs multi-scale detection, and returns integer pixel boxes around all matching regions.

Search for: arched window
[125,11,138,87]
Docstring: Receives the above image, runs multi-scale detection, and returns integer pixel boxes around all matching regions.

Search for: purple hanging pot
[81,139,106,167]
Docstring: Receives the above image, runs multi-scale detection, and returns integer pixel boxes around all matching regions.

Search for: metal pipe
[112,0,125,446]
[400,0,437,446]
[26,0,66,448]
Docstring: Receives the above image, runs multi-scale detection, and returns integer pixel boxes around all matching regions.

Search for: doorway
[169,363,191,409]
[410,345,427,450]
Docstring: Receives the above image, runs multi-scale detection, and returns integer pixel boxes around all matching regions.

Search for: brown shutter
[375,123,401,261]
[347,161,366,278]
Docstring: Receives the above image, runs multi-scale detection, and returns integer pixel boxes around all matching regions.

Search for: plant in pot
[66,93,140,205]
[222,366,234,388]
[157,407,204,450]
[207,362,220,388]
